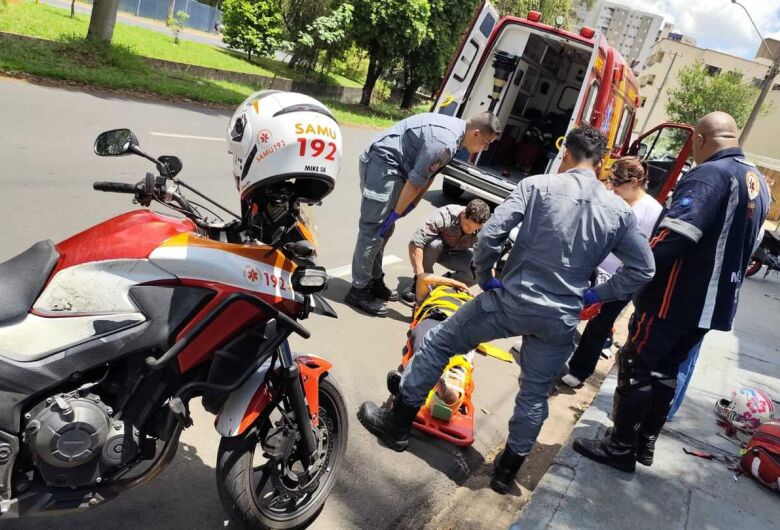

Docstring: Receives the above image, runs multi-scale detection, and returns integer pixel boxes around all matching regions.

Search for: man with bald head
[574,111,771,473]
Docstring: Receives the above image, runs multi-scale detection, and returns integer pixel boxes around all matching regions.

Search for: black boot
[357,398,419,451]
[572,432,636,473]
[636,434,657,466]
[346,286,388,317]
[490,448,525,494]
[371,274,398,302]
[635,378,676,466]
[401,276,417,304]
[572,389,645,473]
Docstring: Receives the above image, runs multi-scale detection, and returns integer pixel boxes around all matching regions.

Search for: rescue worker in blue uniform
[346,112,501,317]
[574,112,771,472]
[357,125,656,494]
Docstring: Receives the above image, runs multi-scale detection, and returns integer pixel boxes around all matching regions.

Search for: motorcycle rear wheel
[216,375,348,529]
[745,259,763,278]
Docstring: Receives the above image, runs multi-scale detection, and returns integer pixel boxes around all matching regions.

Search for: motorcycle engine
[23,392,139,488]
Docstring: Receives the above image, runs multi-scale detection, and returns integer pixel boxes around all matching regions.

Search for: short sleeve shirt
[365,113,466,187]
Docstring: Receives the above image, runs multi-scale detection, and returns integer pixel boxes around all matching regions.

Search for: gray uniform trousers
[351,155,404,289]
[399,288,576,455]
[422,239,475,285]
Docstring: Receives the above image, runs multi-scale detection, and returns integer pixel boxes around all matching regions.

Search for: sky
[604,0,780,60]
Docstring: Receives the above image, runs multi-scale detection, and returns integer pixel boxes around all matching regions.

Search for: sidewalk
[513,274,780,529]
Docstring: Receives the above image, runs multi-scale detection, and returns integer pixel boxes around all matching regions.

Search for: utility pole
[732,0,779,146]
[641,50,680,132]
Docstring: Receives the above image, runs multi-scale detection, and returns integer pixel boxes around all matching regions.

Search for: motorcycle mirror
[94,129,140,157]
[158,155,183,178]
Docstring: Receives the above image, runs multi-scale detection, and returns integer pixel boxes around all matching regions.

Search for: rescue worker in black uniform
[574,111,771,472]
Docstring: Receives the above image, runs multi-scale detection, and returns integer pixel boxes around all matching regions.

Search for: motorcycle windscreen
[432,1,499,117]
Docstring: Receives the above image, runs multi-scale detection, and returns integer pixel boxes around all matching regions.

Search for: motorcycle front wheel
[745,259,763,278]
[216,375,348,529]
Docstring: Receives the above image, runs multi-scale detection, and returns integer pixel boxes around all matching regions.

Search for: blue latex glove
[479,277,504,291]
[378,211,401,238]
[583,288,601,306]
[401,203,415,217]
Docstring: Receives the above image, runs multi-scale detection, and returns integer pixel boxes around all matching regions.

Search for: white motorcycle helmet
[227,90,341,204]
[715,386,776,433]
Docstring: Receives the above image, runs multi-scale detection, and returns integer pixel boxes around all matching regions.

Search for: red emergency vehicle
[434,1,693,204]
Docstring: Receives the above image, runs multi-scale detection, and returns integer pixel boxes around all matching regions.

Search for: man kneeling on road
[357,125,656,495]
[346,112,501,317]
[401,198,491,304]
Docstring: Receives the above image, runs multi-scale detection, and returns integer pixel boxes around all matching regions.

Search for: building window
[640,97,648,108]
[646,74,656,86]
[705,64,722,76]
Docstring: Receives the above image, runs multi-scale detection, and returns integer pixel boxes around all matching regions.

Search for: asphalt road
[0,78,522,529]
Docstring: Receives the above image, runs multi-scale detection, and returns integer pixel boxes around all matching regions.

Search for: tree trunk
[167,0,176,25]
[401,79,422,109]
[360,53,382,107]
[87,0,120,43]
[70,0,75,18]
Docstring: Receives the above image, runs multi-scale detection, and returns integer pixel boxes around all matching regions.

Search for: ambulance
[434,1,694,204]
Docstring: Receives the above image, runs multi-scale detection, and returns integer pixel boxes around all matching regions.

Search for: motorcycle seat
[0,240,60,325]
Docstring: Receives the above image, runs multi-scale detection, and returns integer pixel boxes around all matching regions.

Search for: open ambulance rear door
[433,1,500,117]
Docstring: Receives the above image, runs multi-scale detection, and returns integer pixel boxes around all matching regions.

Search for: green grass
[0,31,426,128]
[0,1,363,87]
[0,1,429,128]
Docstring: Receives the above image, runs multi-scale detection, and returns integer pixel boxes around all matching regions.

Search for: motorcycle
[746,228,780,278]
[0,129,347,528]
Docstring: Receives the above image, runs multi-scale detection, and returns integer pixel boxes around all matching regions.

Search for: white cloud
[599,0,780,59]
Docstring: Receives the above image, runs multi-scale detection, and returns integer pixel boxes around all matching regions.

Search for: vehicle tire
[442,180,463,199]
[745,259,763,278]
[216,375,348,529]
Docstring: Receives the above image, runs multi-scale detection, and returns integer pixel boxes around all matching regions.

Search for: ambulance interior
[464,32,594,183]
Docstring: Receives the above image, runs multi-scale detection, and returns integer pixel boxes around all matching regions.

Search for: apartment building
[635,38,780,159]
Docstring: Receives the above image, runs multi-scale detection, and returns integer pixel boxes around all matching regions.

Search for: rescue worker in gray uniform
[346,112,501,317]
[401,198,491,303]
[357,126,656,495]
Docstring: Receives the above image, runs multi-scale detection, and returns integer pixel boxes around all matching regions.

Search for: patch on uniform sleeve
[679,197,693,207]
[746,171,761,200]
[428,147,452,174]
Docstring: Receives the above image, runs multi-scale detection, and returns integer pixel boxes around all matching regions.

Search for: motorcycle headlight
[292,266,328,293]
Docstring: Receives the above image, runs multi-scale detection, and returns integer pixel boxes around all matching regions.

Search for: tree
[87,0,120,43]
[167,0,176,26]
[351,0,430,106]
[665,62,770,148]
[494,0,574,27]
[168,10,190,45]
[282,0,337,68]
[399,0,477,109]
[71,0,76,18]
[222,0,285,61]
[295,3,354,79]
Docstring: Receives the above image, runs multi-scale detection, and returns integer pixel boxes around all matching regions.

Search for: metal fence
[82,0,222,33]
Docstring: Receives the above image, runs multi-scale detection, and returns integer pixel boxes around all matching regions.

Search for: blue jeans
[399,290,576,455]
[666,338,703,421]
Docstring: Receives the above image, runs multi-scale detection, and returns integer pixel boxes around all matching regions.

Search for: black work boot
[573,389,643,473]
[573,432,636,473]
[635,378,675,467]
[371,274,398,302]
[636,434,657,466]
[490,448,526,494]
[400,276,417,304]
[345,286,388,317]
[357,399,420,451]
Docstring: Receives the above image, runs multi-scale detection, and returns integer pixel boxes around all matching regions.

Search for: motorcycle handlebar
[93,181,138,194]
